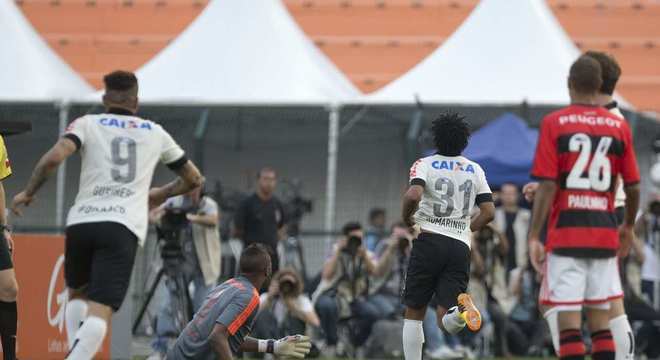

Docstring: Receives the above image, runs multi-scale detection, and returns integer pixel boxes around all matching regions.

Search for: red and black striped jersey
[531,104,640,257]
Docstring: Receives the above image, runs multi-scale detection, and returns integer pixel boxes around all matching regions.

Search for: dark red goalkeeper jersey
[531,104,640,257]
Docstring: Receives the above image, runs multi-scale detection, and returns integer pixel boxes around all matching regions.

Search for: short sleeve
[409,159,429,187]
[297,295,314,313]
[64,116,87,150]
[0,137,11,180]
[276,199,287,228]
[158,126,185,166]
[531,117,559,180]
[620,123,640,185]
[216,290,260,335]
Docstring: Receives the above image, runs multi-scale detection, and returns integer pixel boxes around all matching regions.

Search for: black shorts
[0,232,12,271]
[403,232,470,310]
[65,222,138,311]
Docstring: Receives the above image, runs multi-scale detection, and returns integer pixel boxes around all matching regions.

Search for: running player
[0,135,17,360]
[524,51,636,360]
[169,243,311,359]
[529,55,640,360]
[10,71,204,360]
[401,112,495,360]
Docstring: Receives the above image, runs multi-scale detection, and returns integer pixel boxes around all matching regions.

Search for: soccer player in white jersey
[10,71,204,360]
[401,112,495,360]
[524,51,636,360]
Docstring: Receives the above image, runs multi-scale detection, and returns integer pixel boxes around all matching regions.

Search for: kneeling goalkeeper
[168,244,311,359]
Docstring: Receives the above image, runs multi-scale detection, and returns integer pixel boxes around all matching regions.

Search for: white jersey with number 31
[65,113,185,245]
[409,154,492,248]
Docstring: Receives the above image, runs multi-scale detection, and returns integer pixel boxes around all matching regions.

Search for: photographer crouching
[147,187,221,359]
[312,222,381,356]
[251,268,320,351]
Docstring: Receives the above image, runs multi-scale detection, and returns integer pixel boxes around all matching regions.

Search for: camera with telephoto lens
[342,235,363,256]
[158,206,196,260]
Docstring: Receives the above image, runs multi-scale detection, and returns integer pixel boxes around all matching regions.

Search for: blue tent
[463,113,539,188]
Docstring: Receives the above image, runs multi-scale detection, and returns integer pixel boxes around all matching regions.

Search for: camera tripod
[132,225,194,335]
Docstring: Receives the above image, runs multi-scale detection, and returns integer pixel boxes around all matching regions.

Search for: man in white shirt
[11,71,203,360]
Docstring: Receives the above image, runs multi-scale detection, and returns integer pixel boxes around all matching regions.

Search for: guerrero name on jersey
[409,154,492,247]
[65,112,185,245]
[531,105,640,257]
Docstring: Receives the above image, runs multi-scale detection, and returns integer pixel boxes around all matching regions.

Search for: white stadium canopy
[134,0,360,104]
[363,0,581,105]
[0,0,93,101]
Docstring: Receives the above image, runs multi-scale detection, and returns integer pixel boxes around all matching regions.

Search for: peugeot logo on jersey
[431,160,475,173]
[99,118,152,130]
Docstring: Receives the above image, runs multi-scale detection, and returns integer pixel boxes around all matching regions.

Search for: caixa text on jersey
[99,117,152,130]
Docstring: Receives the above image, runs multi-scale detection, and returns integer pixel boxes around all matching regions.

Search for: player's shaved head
[584,50,621,95]
[568,55,603,96]
[102,70,139,113]
[239,243,271,276]
[431,111,471,157]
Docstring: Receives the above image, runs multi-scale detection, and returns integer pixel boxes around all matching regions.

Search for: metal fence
[1,101,658,277]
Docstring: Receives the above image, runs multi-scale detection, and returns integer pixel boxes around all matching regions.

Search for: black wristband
[266,339,275,354]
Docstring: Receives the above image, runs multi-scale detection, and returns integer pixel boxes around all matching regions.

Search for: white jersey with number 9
[65,113,185,245]
[409,154,492,248]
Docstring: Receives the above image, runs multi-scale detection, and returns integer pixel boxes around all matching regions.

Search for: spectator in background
[252,268,320,341]
[506,263,548,356]
[364,208,386,251]
[471,225,513,357]
[632,195,660,359]
[492,183,530,283]
[312,222,381,356]
[233,167,286,272]
[147,187,220,360]
[368,222,413,318]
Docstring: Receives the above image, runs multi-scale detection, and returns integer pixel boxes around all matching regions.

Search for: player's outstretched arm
[208,323,234,360]
[470,201,495,232]
[11,137,77,216]
[149,160,204,208]
[241,335,312,359]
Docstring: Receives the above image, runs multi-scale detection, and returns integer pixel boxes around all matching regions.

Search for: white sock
[441,306,466,334]
[610,314,635,360]
[66,316,107,360]
[402,319,424,360]
[543,307,560,356]
[65,299,88,350]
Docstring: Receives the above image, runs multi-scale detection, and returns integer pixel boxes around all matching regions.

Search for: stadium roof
[0,0,92,102]
[133,0,360,105]
[362,0,581,105]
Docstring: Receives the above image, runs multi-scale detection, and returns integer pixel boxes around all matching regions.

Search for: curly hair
[431,111,471,156]
[584,50,621,95]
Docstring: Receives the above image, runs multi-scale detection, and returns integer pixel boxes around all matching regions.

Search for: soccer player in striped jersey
[525,51,637,360]
[529,55,640,360]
